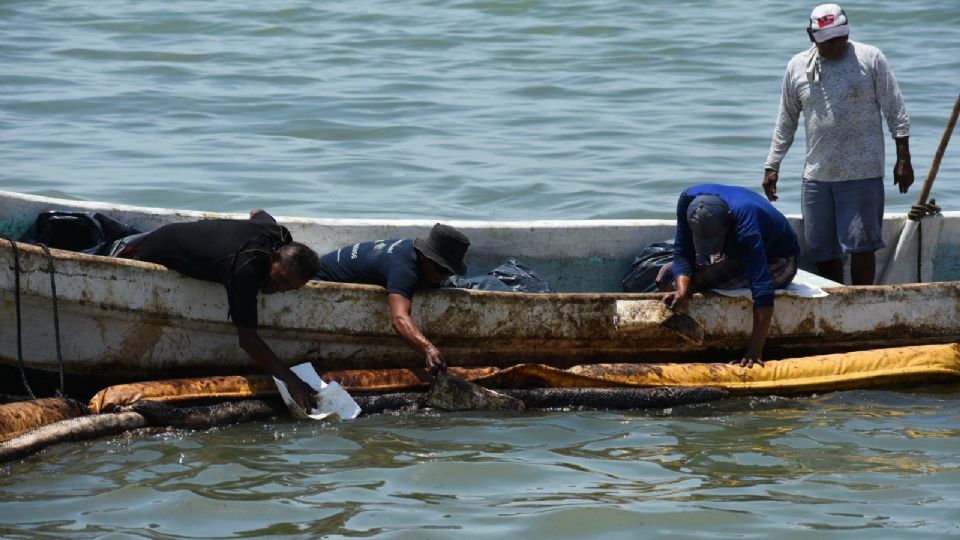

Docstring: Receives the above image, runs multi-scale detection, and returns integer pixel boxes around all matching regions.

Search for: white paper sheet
[273,362,361,421]
[710,269,833,299]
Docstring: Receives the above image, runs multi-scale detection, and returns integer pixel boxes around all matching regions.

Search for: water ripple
[3,0,957,218]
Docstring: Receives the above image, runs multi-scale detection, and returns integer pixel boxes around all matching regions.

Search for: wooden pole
[915,92,960,206]
[912,93,959,283]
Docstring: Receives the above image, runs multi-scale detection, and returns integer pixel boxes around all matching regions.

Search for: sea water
[2,0,959,537]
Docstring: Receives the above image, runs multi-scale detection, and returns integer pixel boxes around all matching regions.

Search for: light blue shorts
[801,177,885,263]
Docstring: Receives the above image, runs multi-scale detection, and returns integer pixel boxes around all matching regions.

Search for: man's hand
[894,159,914,194]
[762,169,779,201]
[730,344,765,368]
[662,291,689,312]
[425,346,447,376]
[284,375,317,412]
[663,275,691,312]
[728,305,774,369]
[237,326,317,412]
[388,293,449,378]
[894,136,913,194]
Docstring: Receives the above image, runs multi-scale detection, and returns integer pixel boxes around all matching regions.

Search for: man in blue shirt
[316,223,470,375]
[658,184,801,367]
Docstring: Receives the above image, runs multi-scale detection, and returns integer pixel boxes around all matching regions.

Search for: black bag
[22,212,142,256]
[622,240,674,292]
[445,259,551,293]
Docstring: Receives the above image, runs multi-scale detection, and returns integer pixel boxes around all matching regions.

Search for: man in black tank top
[118,209,320,410]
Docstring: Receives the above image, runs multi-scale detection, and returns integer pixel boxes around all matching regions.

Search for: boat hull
[3,240,960,381]
[3,190,960,383]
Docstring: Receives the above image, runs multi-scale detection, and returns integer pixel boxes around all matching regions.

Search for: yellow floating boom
[85,343,960,413]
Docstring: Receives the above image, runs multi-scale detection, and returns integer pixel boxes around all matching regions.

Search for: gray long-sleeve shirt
[764,41,910,182]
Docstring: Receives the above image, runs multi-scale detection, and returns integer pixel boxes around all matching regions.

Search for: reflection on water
[1,387,958,538]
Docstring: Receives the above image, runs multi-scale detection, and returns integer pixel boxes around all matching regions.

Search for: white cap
[809,4,849,43]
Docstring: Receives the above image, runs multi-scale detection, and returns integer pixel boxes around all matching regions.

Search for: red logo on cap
[817,14,835,28]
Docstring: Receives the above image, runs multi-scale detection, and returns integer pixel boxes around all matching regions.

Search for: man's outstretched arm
[736,305,774,368]
[387,292,446,375]
[237,326,316,411]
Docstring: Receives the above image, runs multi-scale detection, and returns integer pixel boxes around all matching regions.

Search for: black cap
[687,194,730,264]
[413,223,470,275]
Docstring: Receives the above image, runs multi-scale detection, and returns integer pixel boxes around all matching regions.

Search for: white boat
[2,189,958,384]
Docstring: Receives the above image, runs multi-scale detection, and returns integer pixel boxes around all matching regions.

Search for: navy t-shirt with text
[316,239,420,299]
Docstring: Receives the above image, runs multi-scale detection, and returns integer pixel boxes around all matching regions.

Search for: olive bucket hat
[413,223,470,275]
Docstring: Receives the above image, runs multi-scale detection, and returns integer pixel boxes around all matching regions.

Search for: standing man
[762,4,914,284]
[659,184,801,368]
[118,209,321,411]
[315,223,470,375]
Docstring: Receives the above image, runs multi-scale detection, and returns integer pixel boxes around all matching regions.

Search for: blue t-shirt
[316,238,420,299]
[673,184,800,308]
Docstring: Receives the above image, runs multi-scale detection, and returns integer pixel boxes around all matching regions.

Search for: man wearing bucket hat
[658,184,801,368]
[763,3,913,285]
[315,223,470,375]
